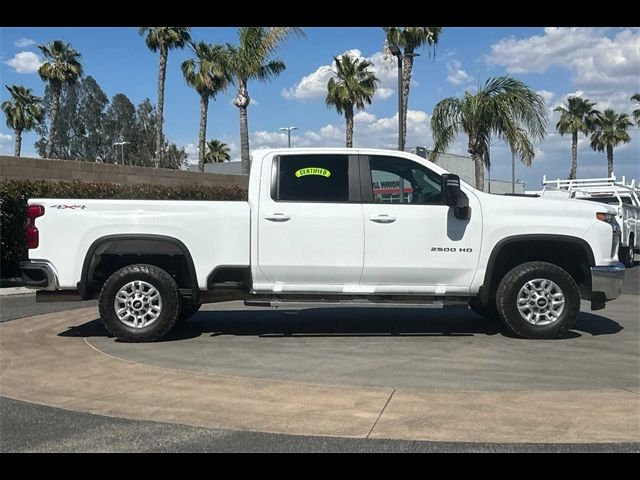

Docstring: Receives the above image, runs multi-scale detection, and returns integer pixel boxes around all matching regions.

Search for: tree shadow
[57,306,623,343]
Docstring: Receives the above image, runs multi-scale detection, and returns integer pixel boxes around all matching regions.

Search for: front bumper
[589,262,625,309]
[19,261,58,291]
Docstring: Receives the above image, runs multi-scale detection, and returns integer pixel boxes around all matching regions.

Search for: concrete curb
[0,287,33,297]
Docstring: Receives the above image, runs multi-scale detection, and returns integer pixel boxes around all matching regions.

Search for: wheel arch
[79,234,199,302]
[478,234,595,305]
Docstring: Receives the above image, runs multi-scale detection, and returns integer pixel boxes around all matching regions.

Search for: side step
[244,295,469,309]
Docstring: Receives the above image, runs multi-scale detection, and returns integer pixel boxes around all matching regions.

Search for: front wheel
[98,264,181,342]
[496,261,580,339]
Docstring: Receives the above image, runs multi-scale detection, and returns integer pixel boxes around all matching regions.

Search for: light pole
[279,127,298,148]
[113,141,130,165]
[511,150,515,194]
[388,44,419,153]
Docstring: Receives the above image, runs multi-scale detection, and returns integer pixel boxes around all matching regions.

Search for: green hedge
[0,179,247,279]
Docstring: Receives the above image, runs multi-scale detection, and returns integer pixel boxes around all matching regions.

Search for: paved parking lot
[1,267,638,451]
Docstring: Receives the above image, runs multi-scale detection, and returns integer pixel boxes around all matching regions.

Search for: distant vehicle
[20,148,624,342]
[535,174,639,267]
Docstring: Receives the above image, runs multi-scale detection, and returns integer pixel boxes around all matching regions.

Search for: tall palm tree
[37,40,83,159]
[430,76,547,191]
[384,27,442,151]
[554,96,600,179]
[227,27,304,174]
[204,139,231,164]
[632,93,640,127]
[182,42,232,172]
[325,54,379,148]
[1,85,44,157]
[589,109,632,177]
[139,27,191,167]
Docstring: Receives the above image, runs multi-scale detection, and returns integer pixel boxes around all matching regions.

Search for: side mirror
[441,174,462,207]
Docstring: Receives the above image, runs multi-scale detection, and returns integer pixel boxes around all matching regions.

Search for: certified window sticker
[295,167,331,178]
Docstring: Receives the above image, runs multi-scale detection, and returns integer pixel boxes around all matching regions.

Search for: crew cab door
[256,153,364,289]
[359,154,482,293]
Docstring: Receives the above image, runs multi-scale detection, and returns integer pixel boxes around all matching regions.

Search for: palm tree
[139,27,191,167]
[632,93,640,127]
[554,96,600,179]
[227,27,304,175]
[325,54,379,148]
[430,76,547,191]
[182,42,232,172]
[1,85,44,157]
[204,139,231,164]
[384,27,442,151]
[37,40,83,159]
[589,109,632,177]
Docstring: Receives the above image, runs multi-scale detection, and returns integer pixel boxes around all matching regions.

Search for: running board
[244,295,469,309]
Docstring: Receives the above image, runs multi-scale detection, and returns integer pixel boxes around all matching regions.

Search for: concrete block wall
[0,156,248,190]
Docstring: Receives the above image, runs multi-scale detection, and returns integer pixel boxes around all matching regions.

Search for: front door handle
[369,214,396,224]
[264,213,291,222]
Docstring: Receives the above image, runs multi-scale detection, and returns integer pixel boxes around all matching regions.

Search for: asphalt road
[2,396,636,453]
[1,266,638,452]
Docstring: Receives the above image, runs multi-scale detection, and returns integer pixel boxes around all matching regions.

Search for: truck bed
[28,199,250,290]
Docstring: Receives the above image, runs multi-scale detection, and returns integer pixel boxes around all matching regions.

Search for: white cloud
[0,133,13,155]
[485,28,640,95]
[14,38,36,48]
[282,49,397,102]
[536,89,556,106]
[354,111,377,124]
[4,51,42,73]
[446,59,472,86]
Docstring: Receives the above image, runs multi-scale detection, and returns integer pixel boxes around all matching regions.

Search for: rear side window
[276,154,349,202]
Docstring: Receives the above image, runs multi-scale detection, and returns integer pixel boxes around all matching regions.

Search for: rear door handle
[369,214,396,224]
[264,213,291,222]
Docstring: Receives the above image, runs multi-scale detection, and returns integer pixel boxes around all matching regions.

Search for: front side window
[276,154,349,202]
[369,156,442,204]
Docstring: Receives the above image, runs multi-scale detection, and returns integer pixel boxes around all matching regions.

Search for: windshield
[578,196,633,205]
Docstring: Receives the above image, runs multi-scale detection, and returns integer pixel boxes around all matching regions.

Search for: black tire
[620,238,634,268]
[468,296,500,323]
[496,261,580,339]
[178,299,202,322]
[98,264,181,342]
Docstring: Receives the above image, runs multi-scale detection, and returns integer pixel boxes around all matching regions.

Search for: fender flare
[78,234,199,302]
[478,234,595,304]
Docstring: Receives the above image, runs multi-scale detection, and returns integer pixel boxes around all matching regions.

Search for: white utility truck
[538,174,639,267]
[20,148,625,342]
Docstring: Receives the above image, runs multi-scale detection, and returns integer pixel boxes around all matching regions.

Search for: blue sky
[1,27,638,188]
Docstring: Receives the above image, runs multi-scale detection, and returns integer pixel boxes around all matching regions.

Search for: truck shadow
[58,307,623,342]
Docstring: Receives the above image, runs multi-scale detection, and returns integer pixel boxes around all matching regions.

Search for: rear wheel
[98,264,181,342]
[620,237,635,268]
[496,261,580,339]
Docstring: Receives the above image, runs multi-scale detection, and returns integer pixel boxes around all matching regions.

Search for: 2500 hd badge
[431,247,473,252]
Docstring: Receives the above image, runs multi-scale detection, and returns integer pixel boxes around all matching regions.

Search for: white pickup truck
[21,148,625,342]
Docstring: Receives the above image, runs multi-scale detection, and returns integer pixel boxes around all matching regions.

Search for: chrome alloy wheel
[113,280,162,328]
[516,278,565,326]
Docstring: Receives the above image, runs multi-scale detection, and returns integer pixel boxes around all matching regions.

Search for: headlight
[596,212,620,232]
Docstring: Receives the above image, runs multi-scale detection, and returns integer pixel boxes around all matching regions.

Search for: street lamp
[388,44,419,152]
[113,141,130,166]
[279,127,298,148]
